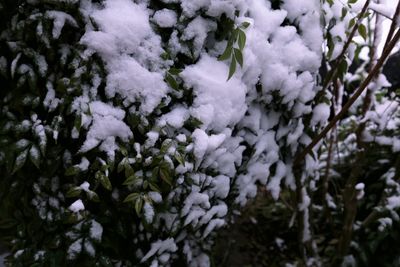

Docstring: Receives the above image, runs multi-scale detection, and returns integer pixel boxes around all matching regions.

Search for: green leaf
[87,191,100,202]
[348,0,357,4]
[29,145,40,169]
[160,139,172,154]
[135,197,143,215]
[358,24,367,41]
[123,193,139,203]
[218,44,233,61]
[227,56,237,80]
[234,48,243,68]
[159,164,172,186]
[165,74,180,91]
[98,172,112,191]
[168,68,182,75]
[231,28,239,42]
[12,149,28,174]
[123,175,138,186]
[349,18,356,29]
[338,59,349,82]
[120,146,128,157]
[124,163,135,177]
[66,187,82,198]
[65,166,80,176]
[238,30,246,50]
[14,139,31,152]
[117,159,126,173]
[143,180,148,190]
[174,153,185,166]
[341,7,348,19]
[149,182,161,193]
[240,22,251,29]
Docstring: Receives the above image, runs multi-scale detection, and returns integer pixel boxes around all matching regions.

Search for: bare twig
[294,29,400,168]
[322,0,371,91]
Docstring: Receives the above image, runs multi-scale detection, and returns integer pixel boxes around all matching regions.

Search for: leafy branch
[218,22,250,80]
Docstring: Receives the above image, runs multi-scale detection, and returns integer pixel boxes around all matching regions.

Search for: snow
[311,103,330,126]
[147,192,161,204]
[67,238,82,259]
[153,9,177,28]
[144,202,155,223]
[45,11,78,39]
[369,2,394,19]
[182,17,217,58]
[180,54,247,131]
[387,196,400,210]
[141,238,178,263]
[79,181,90,192]
[79,101,132,158]
[77,158,90,171]
[89,220,103,242]
[68,199,85,213]
[355,183,365,190]
[81,0,170,114]
[158,106,190,129]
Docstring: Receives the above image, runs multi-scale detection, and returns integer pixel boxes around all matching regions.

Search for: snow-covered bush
[1,0,398,266]
[0,0,327,265]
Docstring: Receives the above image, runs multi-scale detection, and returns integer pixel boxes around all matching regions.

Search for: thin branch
[294,29,400,167]
[322,0,371,91]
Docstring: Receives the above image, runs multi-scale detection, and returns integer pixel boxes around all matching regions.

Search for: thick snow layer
[311,103,330,126]
[80,101,132,158]
[81,0,169,114]
[180,55,247,131]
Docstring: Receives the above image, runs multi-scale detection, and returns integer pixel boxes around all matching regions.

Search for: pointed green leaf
[120,146,128,157]
[123,175,138,186]
[160,139,172,154]
[159,165,172,186]
[12,149,28,174]
[99,173,112,191]
[87,191,100,202]
[234,48,243,68]
[358,24,367,41]
[123,193,139,203]
[135,197,143,215]
[168,68,182,75]
[227,56,237,80]
[218,44,233,61]
[29,145,40,169]
[117,159,126,173]
[238,30,246,50]
[65,166,80,176]
[231,28,239,42]
[240,22,251,29]
[124,163,134,177]
[143,180,149,190]
[149,182,161,193]
[174,153,185,166]
[66,187,82,198]
[165,74,180,91]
